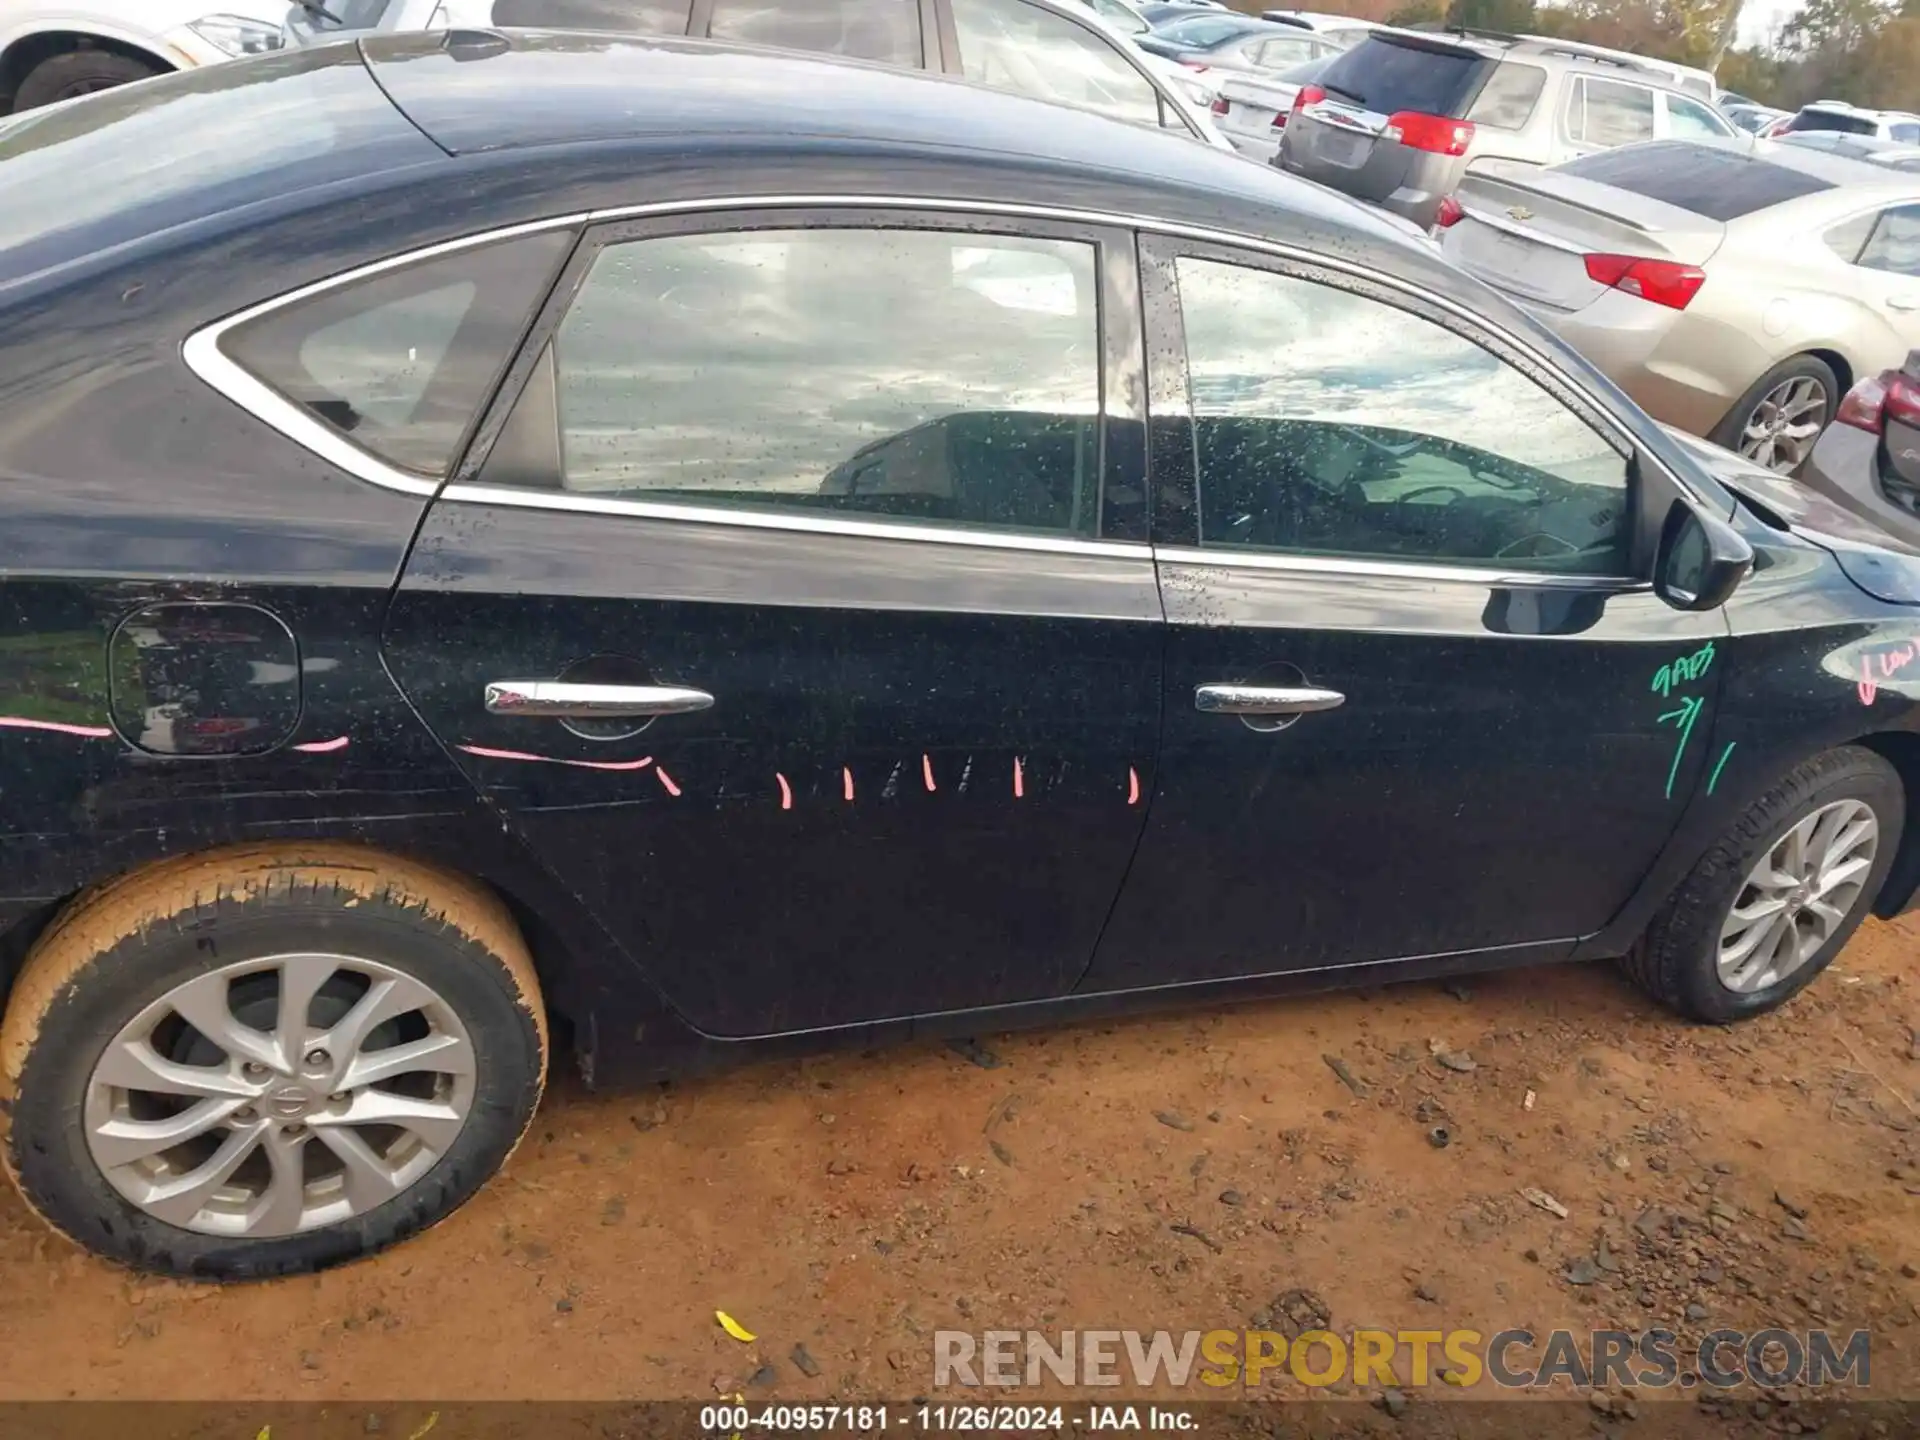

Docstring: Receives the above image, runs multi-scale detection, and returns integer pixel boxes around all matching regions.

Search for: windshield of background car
[1157,15,1261,44]
[1558,141,1835,222]
[1788,107,1878,136]
[0,48,435,287]
[1316,35,1490,116]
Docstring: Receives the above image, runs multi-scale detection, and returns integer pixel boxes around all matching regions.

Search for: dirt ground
[2,917,1918,1418]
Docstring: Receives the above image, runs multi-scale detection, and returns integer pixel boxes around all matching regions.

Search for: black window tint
[1317,36,1490,118]
[1559,142,1834,221]
[1861,205,1920,278]
[1788,107,1877,135]
[493,0,694,31]
[1567,77,1656,147]
[1465,61,1544,130]
[1174,257,1631,575]
[952,0,1162,130]
[705,0,920,63]
[223,232,573,476]
[545,228,1103,538]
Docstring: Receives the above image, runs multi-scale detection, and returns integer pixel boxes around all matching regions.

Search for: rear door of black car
[382,205,1163,1037]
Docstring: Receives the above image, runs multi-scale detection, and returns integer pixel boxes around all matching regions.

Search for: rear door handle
[1194,683,1345,716]
[484,680,714,718]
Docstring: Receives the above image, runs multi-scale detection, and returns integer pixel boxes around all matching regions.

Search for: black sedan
[3,30,1920,1282]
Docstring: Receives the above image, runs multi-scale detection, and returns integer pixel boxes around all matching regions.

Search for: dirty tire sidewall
[14,51,162,111]
[1632,745,1902,1024]
[1708,353,1840,462]
[3,866,544,1280]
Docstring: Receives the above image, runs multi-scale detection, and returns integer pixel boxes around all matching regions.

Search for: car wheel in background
[1624,746,1901,1023]
[13,51,164,112]
[0,844,547,1279]
[1710,354,1840,475]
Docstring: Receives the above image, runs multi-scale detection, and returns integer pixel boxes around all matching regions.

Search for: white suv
[1779,100,1920,144]
[1,0,290,113]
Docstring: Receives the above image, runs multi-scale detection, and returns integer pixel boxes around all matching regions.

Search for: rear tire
[1625,746,1901,1023]
[0,844,546,1280]
[1709,354,1839,476]
[13,51,163,111]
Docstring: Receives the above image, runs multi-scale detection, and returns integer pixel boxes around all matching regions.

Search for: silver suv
[1277,27,1743,229]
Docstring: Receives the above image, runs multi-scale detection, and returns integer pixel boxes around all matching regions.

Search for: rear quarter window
[1465,61,1544,130]
[1788,108,1877,136]
[1317,35,1490,118]
[493,0,695,30]
[1558,142,1834,222]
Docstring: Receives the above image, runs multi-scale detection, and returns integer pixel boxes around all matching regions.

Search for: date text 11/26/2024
[701,1405,1194,1432]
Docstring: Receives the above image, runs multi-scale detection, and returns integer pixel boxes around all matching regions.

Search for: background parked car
[1806,349,1920,544]
[1210,53,1328,163]
[0,0,287,113]
[1779,100,1920,144]
[1724,101,1790,135]
[1134,13,1333,82]
[1257,9,1378,50]
[1441,140,1920,473]
[280,0,1233,148]
[1775,130,1920,175]
[1277,28,1742,230]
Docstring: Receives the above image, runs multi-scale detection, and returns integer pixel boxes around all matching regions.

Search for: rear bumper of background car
[1804,422,1920,551]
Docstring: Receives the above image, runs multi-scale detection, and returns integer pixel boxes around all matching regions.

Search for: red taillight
[1434,195,1465,229]
[1291,82,1326,117]
[1210,93,1229,115]
[1383,110,1474,156]
[1270,110,1288,130]
[1890,372,1920,428]
[1836,373,1890,433]
[1582,253,1707,311]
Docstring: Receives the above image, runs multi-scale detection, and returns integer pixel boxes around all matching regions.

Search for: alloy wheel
[82,953,475,1237]
[1717,799,1878,994]
[1737,376,1830,473]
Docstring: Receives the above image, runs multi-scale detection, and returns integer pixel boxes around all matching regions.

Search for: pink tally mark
[457,743,655,773]
[0,715,112,738]
[292,735,350,753]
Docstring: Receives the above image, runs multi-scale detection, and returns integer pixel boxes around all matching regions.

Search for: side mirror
[1654,498,1754,611]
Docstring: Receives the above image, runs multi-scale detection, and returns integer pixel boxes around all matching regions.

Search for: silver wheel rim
[1737,375,1830,473]
[83,953,476,1237]
[1717,799,1878,994]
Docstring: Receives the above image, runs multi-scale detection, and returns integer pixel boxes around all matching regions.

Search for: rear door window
[951,0,1165,130]
[219,232,574,477]
[705,0,922,64]
[1465,61,1544,129]
[491,0,694,30]
[1566,77,1656,147]
[1895,122,1920,144]
[1315,35,1490,118]
[1861,205,1920,278]
[1559,142,1834,221]
[1252,34,1319,69]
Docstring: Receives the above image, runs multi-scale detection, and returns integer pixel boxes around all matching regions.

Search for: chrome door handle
[1194,683,1345,716]
[484,680,714,718]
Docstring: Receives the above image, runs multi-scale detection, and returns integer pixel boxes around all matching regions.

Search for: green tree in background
[1446,0,1537,31]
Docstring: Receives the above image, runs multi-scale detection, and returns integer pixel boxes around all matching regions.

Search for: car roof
[1750,137,1920,192]
[1360,25,1705,90]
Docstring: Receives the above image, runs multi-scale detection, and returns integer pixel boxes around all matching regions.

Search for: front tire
[0,844,546,1280]
[14,51,163,111]
[1627,746,1902,1023]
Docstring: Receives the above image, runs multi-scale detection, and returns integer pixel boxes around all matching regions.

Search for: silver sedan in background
[1442,139,1920,473]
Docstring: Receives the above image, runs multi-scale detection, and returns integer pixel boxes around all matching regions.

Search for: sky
[1737,0,1808,48]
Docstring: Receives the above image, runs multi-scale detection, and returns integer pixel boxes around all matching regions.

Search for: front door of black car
[383,209,1162,1036]
[1082,236,1730,992]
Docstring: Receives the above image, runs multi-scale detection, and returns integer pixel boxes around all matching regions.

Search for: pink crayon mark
[1881,643,1916,677]
[922,753,936,792]
[843,766,855,802]
[1013,755,1025,799]
[656,766,681,796]
[457,743,654,773]
[292,735,350,753]
[0,715,112,738]
[777,772,792,810]
[1127,766,1140,806]
[1861,656,1880,707]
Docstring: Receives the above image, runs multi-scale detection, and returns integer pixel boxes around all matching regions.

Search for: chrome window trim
[1152,545,1649,591]
[181,212,595,499]
[439,483,1149,559]
[184,189,1710,534]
